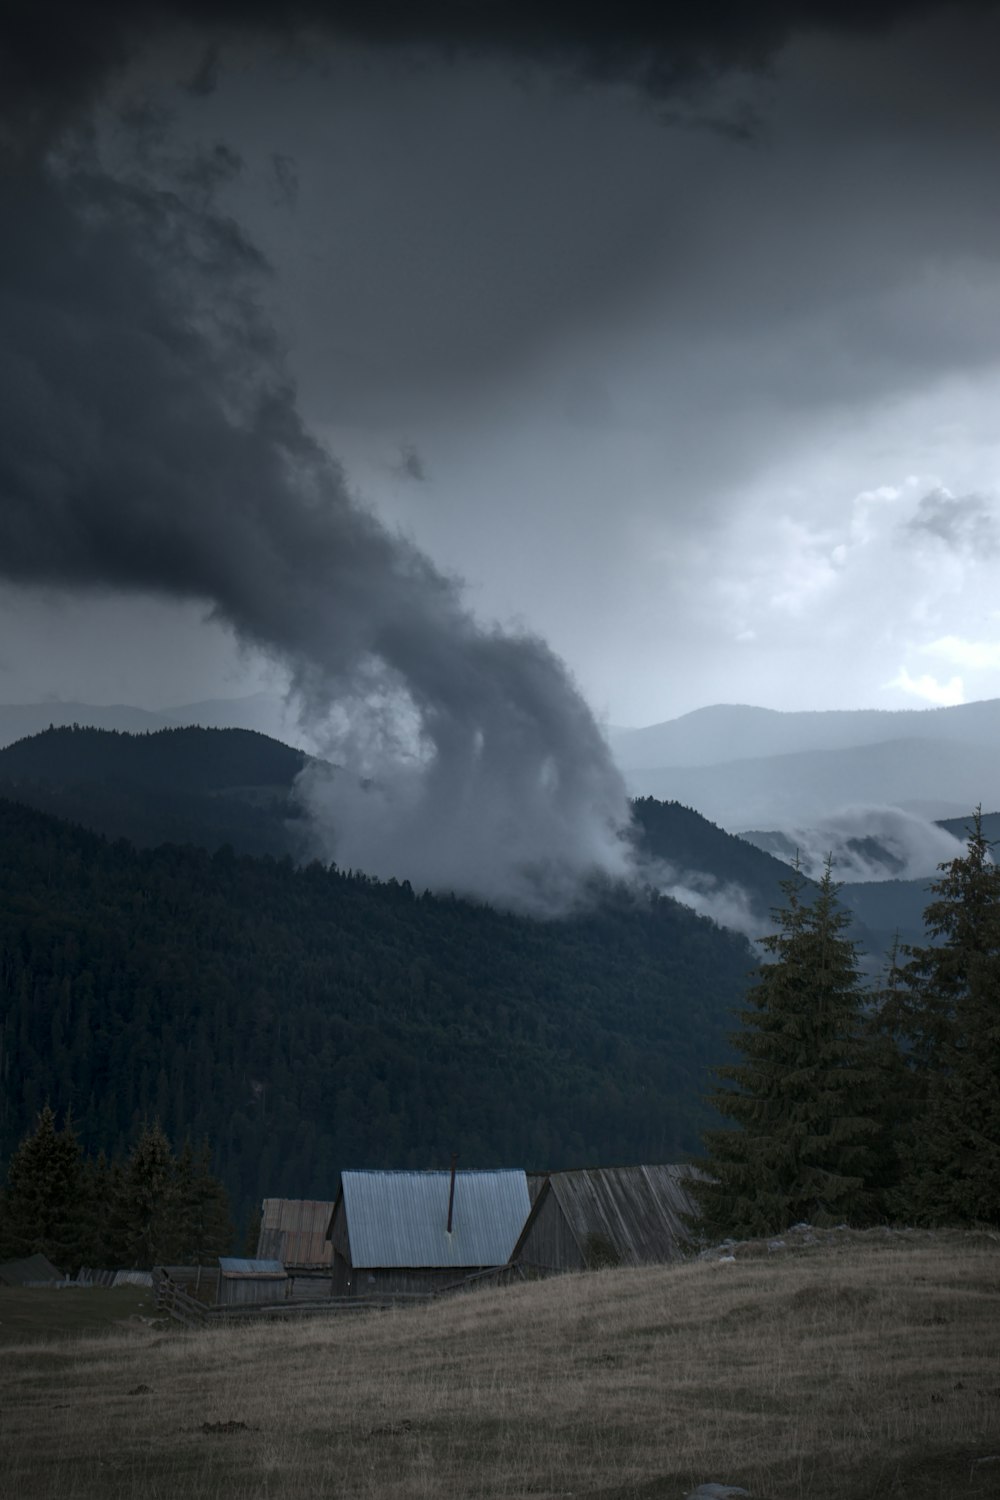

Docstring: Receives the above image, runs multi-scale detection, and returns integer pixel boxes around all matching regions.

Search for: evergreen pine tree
[173,1139,232,1262]
[891,811,1000,1225]
[693,863,881,1239]
[80,1149,121,1267]
[864,934,916,1211]
[0,1105,86,1270]
[113,1120,179,1269]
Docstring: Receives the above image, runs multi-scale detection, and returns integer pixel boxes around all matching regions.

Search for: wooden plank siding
[511,1165,702,1276]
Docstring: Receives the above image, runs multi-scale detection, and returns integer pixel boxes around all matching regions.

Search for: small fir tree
[693,863,881,1239]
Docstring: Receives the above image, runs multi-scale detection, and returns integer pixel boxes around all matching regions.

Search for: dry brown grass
[1,1231,999,1500]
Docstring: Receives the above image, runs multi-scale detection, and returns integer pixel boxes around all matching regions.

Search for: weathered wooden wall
[514,1188,585,1276]
[219,1276,288,1306]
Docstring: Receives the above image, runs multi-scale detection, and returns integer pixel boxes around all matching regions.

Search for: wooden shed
[327,1168,531,1296]
[256,1199,335,1272]
[510,1165,701,1275]
[217,1257,288,1306]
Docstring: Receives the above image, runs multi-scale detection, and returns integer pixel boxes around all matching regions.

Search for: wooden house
[327,1168,531,1296]
[256,1198,335,1272]
[510,1165,700,1275]
[217,1257,288,1306]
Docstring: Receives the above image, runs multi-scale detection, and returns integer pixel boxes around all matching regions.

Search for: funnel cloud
[0,152,631,911]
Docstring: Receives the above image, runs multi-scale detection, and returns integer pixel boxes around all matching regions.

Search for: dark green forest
[0,795,753,1229]
[0,730,800,916]
[0,725,313,860]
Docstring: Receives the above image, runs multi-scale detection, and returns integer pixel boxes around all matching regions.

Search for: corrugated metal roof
[257,1199,334,1268]
[218,1257,287,1278]
[342,1169,531,1269]
[517,1165,700,1267]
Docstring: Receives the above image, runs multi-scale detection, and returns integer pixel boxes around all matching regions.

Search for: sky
[3,3,1000,732]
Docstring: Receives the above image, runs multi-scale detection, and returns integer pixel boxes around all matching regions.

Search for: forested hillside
[0,727,802,915]
[630,796,797,920]
[0,798,752,1226]
[0,725,312,860]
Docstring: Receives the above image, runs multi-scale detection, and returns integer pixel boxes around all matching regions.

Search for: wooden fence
[153,1264,523,1329]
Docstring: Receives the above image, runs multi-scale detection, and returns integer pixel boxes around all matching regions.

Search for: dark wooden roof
[257,1199,334,1269]
[512,1165,701,1267]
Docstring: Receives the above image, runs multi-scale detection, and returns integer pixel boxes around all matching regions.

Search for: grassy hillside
[1,1233,997,1499]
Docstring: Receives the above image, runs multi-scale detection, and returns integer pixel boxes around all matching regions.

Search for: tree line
[0,796,752,1228]
[694,811,1000,1236]
[0,1111,233,1271]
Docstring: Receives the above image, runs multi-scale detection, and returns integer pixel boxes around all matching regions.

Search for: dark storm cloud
[4,0,995,145]
[0,154,631,908]
[3,0,1000,897]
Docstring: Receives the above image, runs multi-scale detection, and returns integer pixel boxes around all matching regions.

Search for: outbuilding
[327,1167,531,1296]
[510,1164,700,1275]
[217,1257,288,1306]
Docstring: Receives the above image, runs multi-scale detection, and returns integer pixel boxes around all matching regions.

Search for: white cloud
[886,666,965,706]
[922,634,1000,670]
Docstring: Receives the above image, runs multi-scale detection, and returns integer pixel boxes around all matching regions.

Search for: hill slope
[0,725,312,859]
[0,700,173,748]
[0,727,807,935]
[0,798,753,1223]
[611,697,1000,771]
[2,1233,995,1500]
[623,737,1000,830]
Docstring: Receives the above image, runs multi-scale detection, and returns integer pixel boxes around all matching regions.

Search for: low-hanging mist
[0,150,632,913]
[764,805,968,883]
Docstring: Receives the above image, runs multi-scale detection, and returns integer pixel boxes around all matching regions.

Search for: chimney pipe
[446,1153,458,1233]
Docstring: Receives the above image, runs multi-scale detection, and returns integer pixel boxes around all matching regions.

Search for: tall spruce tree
[693,863,881,1238]
[0,1106,86,1270]
[173,1139,233,1262]
[112,1120,181,1269]
[888,811,1000,1225]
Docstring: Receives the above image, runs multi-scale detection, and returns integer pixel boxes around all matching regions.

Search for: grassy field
[0,1231,998,1500]
[0,1285,151,1345]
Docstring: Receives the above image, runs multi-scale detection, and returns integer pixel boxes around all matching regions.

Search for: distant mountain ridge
[621,737,1000,830]
[0,699,174,747]
[611,698,1000,772]
[0,724,804,937]
[0,692,301,751]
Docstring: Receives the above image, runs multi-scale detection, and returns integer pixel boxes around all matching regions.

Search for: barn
[327,1168,531,1296]
[256,1198,335,1272]
[510,1164,700,1275]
